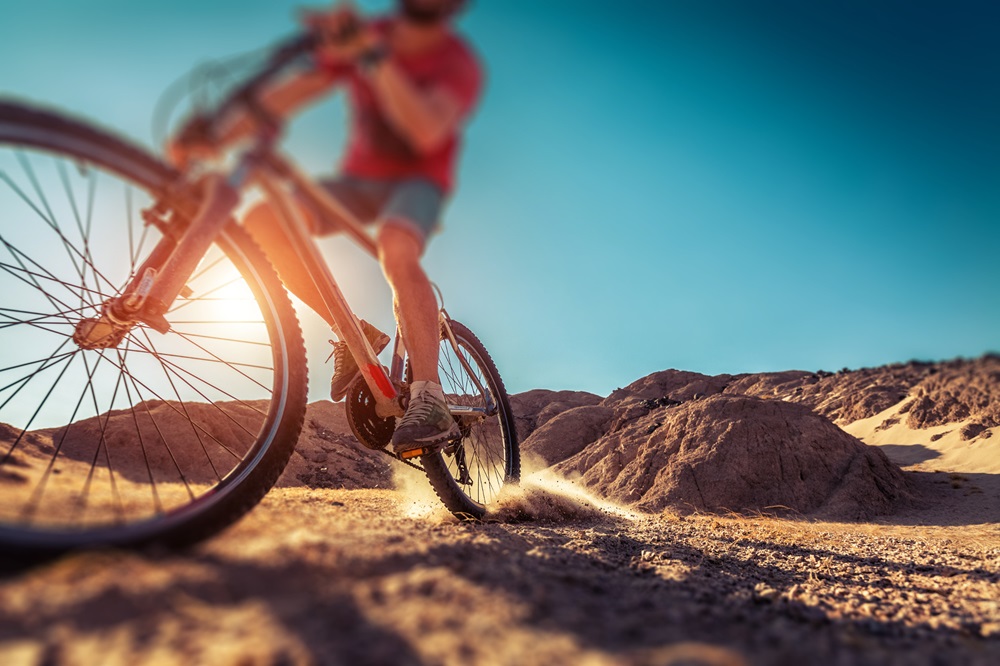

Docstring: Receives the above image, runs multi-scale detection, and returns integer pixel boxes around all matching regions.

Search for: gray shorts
[309,175,445,246]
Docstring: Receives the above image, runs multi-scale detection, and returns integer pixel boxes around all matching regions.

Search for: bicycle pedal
[399,446,434,460]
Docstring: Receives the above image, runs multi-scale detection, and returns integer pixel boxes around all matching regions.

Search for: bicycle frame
[83,32,498,426]
[104,139,495,424]
[116,144,403,419]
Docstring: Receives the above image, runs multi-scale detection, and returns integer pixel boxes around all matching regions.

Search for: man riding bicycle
[168,0,481,457]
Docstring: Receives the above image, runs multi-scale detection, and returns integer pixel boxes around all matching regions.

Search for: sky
[2,0,998,400]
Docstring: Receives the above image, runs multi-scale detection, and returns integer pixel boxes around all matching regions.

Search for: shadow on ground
[2,501,996,665]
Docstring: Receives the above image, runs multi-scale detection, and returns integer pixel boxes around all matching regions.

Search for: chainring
[345,376,399,451]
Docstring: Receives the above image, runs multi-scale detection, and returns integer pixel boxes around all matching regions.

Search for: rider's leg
[376,224,440,384]
[379,222,459,453]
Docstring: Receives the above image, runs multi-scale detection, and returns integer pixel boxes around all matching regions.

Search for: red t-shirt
[315,20,483,194]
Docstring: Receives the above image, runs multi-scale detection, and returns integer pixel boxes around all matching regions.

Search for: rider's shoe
[391,381,460,458]
[329,320,390,402]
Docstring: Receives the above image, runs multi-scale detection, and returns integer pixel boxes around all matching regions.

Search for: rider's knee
[377,223,424,275]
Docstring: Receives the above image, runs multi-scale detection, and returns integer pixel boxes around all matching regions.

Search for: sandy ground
[1,464,998,666]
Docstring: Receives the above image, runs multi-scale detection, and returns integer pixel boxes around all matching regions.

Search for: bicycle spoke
[0,236,112,307]
[0,304,92,321]
[122,369,197,503]
[1,162,83,280]
[10,154,123,300]
[187,253,226,286]
[117,338,164,515]
[0,241,86,318]
[0,318,76,338]
[170,330,272,391]
[56,160,96,305]
[0,349,76,375]
[166,330,271,347]
[0,350,78,468]
[0,337,76,411]
[95,349,252,469]
[114,345,273,372]
[0,305,92,331]
[75,350,127,525]
[167,275,246,314]
[132,330,268,427]
[136,330,228,478]
[19,350,105,523]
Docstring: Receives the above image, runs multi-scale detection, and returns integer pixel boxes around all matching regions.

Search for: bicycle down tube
[252,156,402,415]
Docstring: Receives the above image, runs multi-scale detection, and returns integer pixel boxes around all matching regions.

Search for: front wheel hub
[72,301,132,350]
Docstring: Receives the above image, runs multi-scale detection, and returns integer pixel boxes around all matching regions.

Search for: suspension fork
[70,170,242,354]
[130,174,240,329]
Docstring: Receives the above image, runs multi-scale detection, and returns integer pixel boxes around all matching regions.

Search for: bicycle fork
[71,160,402,418]
[72,172,236,347]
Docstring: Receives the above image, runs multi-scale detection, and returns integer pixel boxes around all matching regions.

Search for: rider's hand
[300,3,382,66]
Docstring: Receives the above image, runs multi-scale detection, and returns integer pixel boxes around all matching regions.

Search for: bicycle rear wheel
[420,320,519,519]
[0,101,307,555]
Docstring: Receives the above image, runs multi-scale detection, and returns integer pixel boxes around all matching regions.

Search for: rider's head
[397,0,467,25]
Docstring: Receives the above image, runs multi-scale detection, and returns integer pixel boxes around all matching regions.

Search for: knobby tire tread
[420,321,519,519]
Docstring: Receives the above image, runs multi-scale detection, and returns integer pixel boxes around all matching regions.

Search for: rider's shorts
[308,175,445,247]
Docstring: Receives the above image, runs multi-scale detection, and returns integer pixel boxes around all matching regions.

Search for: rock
[509,389,603,442]
[276,401,392,490]
[554,394,910,519]
[904,356,1000,429]
[521,405,614,466]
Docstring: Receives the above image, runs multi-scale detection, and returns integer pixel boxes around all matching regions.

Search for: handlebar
[177,32,317,147]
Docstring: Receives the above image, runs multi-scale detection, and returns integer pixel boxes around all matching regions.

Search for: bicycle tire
[419,320,519,519]
[0,100,308,555]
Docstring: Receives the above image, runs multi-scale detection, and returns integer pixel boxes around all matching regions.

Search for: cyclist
[167,0,481,456]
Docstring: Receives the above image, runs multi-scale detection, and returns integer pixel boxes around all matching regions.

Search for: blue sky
[2,0,998,399]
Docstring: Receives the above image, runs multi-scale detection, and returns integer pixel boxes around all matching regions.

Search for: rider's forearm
[217,71,337,147]
[366,60,459,155]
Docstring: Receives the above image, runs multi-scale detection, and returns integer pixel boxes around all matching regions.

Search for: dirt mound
[509,389,603,442]
[521,405,614,466]
[28,400,266,484]
[595,356,999,431]
[598,365,925,427]
[552,394,910,519]
[16,399,389,491]
[724,365,926,425]
[900,355,1000,432]
[604,370,734,408]
[276,401,392,490]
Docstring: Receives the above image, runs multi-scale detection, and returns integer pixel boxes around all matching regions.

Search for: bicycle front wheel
[420,320,519,519]
[0,101,308,555]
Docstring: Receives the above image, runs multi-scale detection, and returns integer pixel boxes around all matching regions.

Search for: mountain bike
[0,35,519,557]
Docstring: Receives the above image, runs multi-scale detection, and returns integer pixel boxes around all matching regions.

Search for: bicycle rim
[0,106,304,552]
[422,321,518,517]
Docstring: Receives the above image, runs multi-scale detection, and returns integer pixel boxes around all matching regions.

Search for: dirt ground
[1,467,998,666]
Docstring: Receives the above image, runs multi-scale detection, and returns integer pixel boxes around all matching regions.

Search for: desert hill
[518,355,999,520]
[3,355,996,523]
[260,355,1000,519]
